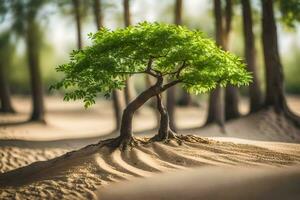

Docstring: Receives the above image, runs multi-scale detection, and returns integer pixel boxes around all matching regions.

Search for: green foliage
[52,22,251,107]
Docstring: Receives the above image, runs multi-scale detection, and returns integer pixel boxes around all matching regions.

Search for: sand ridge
[1,136,300,200]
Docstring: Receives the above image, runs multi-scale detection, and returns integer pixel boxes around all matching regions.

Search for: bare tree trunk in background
[93,0,103,29]
[166,0,183,131]
[262,0,300,126]
[112,90,125,131]
[242,0,262,113]
[175,0,192,107]
[123,0,136,105]
[72,0,82,49]
[223,0,240,121]
[26,19,45,122]
[206,0,225,129]
[92,0,124,131]
[0,62,15,113]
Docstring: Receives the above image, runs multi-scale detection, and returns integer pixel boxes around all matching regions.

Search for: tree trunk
[123,0,136,105]
[174,0,192,106]
[262,0,300,126]
[206,86,224,129]
[242,0,262,113]
[92,0,123,131]
[0,62,15,113]
[72,0,82,49]
[206,0,225,128]
[26,19,45,122]
[153,94,175,140]
[112,90,124,131]
[223,0,240,121]
[119,78,163,141]
[93,0,103,29]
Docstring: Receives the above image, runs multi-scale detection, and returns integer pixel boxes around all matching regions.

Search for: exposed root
[150,130,210,146]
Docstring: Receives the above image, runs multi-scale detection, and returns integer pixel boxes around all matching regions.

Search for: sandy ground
[1,137,300,199]
[0,96,300,199]
[98,166,300,200]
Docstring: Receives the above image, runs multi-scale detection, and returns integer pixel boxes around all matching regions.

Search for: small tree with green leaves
[52,22,251,148]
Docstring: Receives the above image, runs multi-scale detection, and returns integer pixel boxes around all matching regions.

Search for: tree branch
[160,80,182,92]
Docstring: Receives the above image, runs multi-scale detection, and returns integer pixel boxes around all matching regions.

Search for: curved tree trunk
[119,78,163,142]
[93,0,103,29]
[123,0,136,105]
[26,19,45,122]
[72,0,82,49]
[262,0,300,126]
[224,0,240,121]
[206,0,225,128]
[242,0,262,113]
[0,62,15,113]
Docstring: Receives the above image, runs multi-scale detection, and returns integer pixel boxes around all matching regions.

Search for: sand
[0,96,300,199]
[98,166,300,200]
[1,136,300,199]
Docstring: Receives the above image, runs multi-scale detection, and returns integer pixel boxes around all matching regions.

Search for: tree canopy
[52,22,251,107]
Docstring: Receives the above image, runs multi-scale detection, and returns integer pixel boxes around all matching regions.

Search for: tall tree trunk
[72,0,82,49]
[224,0,240,121]
[0,62,15,113]
[175,0,192,107]
[112,90,124,131]
[92,0,123,131]
[123,0,136,105]
[93,0,103,29]
[26,19,45,122]
[166,0,183,131]
[206,0,225,128]
[262,0,300,126]
[242,0,262,113]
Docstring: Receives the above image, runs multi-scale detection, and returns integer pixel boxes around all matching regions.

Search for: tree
[0,32,15,113]
[224,0,240,120]
[206,0,225,128]
[166,0,182,131]
[6,0,46,122]
[261,0,300,126]
[241,0,262,113]
[92,0,124,130]
[72,0,82,49]
[93,0,103,29]
[52,22,251,148]
[122,0,136,105]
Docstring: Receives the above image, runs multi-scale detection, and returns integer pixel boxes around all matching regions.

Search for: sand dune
[1,136,300,200]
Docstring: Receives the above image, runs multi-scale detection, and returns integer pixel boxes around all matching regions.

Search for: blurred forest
[0,0,300,129]
[1,0,299,95]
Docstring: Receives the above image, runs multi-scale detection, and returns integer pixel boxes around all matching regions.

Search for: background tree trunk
[92,0,123,131]
[112,90,125,131]
[262,0,286,111]
[175,0,193,107]
[72,0,82,49]
[242,0,262,113]
[26,19,45,122]
[206,0,225,128]
[224,0,240,121]
[262,0,300,126]
[166,0,183,131]
[123,0,136,105]
[93,0,103,29]
[0,62,15,113]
